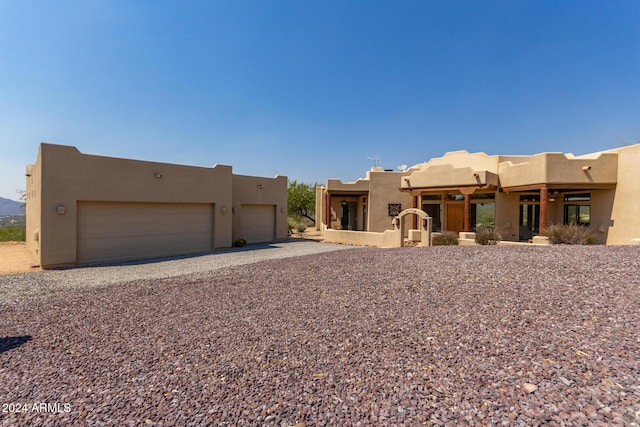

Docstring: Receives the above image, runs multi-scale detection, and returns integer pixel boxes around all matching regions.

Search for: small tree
[288,180,317,224]
[17,189,26,208]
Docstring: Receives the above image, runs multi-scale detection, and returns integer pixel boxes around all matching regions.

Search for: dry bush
[475,226,501,245]
[432,231,459,246]
[542,224,597,245]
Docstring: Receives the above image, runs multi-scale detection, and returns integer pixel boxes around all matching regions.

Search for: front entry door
[340,203,357,230]
[519,203,540,240]
[447,205,464,233]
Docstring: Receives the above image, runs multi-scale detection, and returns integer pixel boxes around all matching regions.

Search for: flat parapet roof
[499,151,618,189]
[325,178,370,192]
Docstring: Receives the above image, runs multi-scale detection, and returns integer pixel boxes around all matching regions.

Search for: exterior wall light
[56,205,66,215]
[154,172,163,178]
[220,206,228,214]
[257,184,264,189]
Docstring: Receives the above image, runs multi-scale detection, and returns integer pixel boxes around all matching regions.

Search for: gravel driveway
[1,244,639,426]
[0,240,352,305]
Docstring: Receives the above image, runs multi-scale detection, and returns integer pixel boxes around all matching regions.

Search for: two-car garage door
[77,202,214,265]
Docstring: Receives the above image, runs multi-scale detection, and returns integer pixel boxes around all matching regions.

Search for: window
[564,193,590,202]
[470,193,495,230]
[564,193,590,226]
[520,194,540,203]
[422,203,441,232]
[472,203,495,229]
[564,205,590,226]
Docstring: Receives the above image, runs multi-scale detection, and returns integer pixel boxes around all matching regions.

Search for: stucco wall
[25,155,42,259]
[26,143,287,267]
[232,173,288,241]
[420,150,500,172]
[607,145,640,244]
[367,171,413,233]
[590,189,615,244]
[499,152,617,188]
[494,192,519,242]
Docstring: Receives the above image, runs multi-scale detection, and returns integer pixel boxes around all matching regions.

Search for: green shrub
[542,224,597,245]
[233,238,247,247]
[431,231,459,246]
[475,226,501,245]
[0,227,26,242]
[287,217,296,233]
[295,223,307,233]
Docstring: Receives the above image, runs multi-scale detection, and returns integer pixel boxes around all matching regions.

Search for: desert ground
[0,242,41,275]
[1,242,638,426]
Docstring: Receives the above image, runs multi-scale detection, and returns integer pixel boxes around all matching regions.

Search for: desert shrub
[0,227,26,242]
[431,231,459,246]
[233,238,247,247]
[287,218,296,233]
[288,216,312,234]
[542,224,597,245]
[475,226,501,245]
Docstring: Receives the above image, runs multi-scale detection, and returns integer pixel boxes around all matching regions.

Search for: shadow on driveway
[51,238,323,270]
[0,335,32,355]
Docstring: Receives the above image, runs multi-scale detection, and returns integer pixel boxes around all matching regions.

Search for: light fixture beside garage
[154,172,163,179]
[56,205,66,215]
[257,184,264,189]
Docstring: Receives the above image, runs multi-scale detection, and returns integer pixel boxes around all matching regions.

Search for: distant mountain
[0,197,25,216]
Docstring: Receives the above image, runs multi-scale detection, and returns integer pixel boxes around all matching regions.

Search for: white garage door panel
[77,202,213,264]
[237,204,275,244]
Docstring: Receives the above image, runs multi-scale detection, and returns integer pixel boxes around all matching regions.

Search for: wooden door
[447,205,464,232]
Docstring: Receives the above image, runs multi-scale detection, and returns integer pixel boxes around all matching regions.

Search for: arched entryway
[392,208,432,247]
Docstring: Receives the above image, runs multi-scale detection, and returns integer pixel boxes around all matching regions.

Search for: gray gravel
[1,244,639,426]
[0,239,353,305]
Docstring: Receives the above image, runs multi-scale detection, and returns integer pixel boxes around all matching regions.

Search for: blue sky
[1,0,639,200]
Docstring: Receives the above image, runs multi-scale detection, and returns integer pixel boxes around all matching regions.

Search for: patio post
[539,186,548,234]
[463,193,471,232]
[325,192,331,229]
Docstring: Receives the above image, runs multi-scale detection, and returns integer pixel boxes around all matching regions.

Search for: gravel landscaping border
[1,245,639,426]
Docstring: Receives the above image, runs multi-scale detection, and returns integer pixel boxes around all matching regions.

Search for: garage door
[77,202,214,264]
[235,204,275,244]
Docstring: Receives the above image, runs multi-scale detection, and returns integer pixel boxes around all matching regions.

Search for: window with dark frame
[563,193,591,226]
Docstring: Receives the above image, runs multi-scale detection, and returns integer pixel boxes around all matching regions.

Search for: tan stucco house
[317,144,640,246]
[26,143,288,268]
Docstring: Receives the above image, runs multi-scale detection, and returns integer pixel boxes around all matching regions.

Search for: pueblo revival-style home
[26,143,288,268]
[316,143,640,246]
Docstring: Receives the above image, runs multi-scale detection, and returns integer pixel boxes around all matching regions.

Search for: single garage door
[236,204,275,244]
[77,202,214,264]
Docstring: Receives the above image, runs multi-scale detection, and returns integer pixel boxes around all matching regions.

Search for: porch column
[539,186,548,234]
[412,196,418,229]
[463,193,471,232]
[325,192,331,229]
